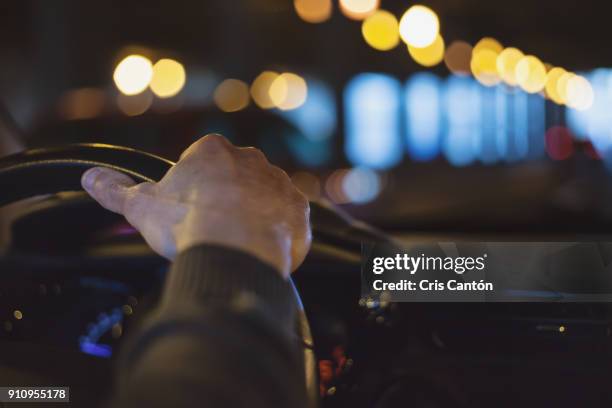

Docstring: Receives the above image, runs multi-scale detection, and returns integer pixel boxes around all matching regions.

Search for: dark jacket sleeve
[111,244,309,408]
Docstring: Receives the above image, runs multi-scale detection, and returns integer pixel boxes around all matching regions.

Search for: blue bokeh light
[404,72,441,161]
[443,75,482,166]
[344,73,403,169]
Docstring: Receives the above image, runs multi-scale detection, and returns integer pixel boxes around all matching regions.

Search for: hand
[81,134,311,278]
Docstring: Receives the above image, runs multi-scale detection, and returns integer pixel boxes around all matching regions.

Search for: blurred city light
[325,169,351,204]
[294,0,332,23]
[117,91,153,116]
[113,55,154,95]
[471,38,503,86]
[496,47,524,86]
[556,71,575,105]
[408,34,444,67]
[545,67,567,104]
[399,5,439,48]
[473,37,503,55]
[566,74,594,110]
[291,171,321,201]
[250,71,279,109]
[344,73,403,169]
[149,58,186,98]
[57,88,106,120]
[471,49,501,86]
[404,72,441,161]
[213,79,250,112]
[342,167,381,203]
[361,10,400,51]
[545,126,574,160]
[443,75,482,165]
[339,0,379,20]
[567,69,611,156]
[279,79,336,141]
[515,55,547,93]
[269,73,308,110]
[444,40,472,75]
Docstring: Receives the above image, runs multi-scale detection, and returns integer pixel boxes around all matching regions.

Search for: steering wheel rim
[0,143,318,407]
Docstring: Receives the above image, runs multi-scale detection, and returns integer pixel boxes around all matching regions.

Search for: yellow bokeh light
[250,71,279,109]
[545,67,567,104]
[113,55,154,96]
[269,73,308,110]
[444,40,472,75]
[496,47,524,86]
[471,49,501,86]
[214,79,250,112]
[361,10,400,51]
[117,92,153,116]
[399,5,439,48]
[339,0,379,20]
[473,37,503,55]
[515,55,547,93]
[566,75,594,111]
[408,34,444,67]
[149,58,186,98]
[556,71,575,105]
[13,310,22,320]
[294,0,332,23]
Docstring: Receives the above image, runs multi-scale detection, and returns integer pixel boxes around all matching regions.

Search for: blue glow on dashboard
[404,72,441,161]
[80,342,112,358]
[344,73,403,169]
[443,75,482,166]
[79,308,123,358]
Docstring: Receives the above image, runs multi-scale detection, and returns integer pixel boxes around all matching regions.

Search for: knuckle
[200,133,232,150]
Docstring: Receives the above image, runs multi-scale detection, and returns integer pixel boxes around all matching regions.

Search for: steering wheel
[0,143,336,407]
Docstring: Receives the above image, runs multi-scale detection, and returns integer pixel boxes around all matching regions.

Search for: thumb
[81,167,137,214]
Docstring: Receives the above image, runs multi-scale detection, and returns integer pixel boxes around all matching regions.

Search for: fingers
[81,167,138,214]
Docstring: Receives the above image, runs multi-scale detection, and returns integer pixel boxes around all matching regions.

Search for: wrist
[174,210,291,277]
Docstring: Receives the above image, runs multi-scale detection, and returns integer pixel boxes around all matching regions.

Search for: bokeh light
[117,91,153,116]
[269,73,308,110]
[472,37,503,55]
[339,0,379,20]
[342,167,381,203]
[444,40,472,75]
[515,55,547,93]
[471,49,501,86]
[496,47,524,86]
[250,71,279,109]
[545,126,574,160]
[470,38,503,87]
[291,171,321,201]
[556,71,575,105]
[213,79,250,112]
[58,88,106,120]
[566,74,594,111]
[113,55,154,95]
[399,5,439,48]
[361,10,400,51]
[545,67,567,104]
[294,0,332,23]
[149,58,186,98]
[408,34,444,67]
[325,169,351,204]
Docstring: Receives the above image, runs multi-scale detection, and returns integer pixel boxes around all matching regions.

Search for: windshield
[1,0,610,232]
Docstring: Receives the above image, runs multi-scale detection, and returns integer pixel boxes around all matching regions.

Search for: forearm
[112,245,308,408]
